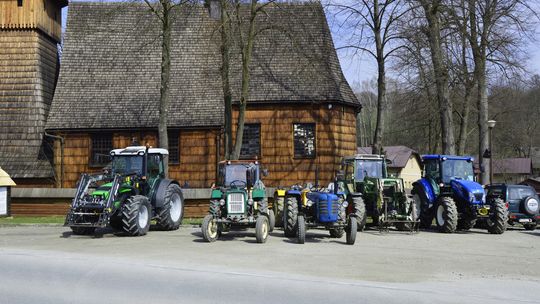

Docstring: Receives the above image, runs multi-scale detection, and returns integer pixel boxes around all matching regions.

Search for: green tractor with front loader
[64,146,184,236]
[336,154,418,232]
[201,160,275,243]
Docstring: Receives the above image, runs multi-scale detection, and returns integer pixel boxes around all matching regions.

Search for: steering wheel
[230,180,247,188]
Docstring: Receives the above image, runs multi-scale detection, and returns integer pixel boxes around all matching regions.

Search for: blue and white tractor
[412,155,507,234]
[282,184,358,245]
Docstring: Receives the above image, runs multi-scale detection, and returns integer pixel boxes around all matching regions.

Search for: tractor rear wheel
[273,195,285,227]
[352,196,366,231]
[268,209,275,233]
[346,217,357,245]
[523,223,536,231]
[329,228,344,238]
[70,227,96,235]
[255,216,269,244]
[487,198,508,234]
[435,197,458,233]
[156,183,184,231]
[121,195,151,236]
[297,215,306,244]
[284,196,298,237]
[201,214,219,242]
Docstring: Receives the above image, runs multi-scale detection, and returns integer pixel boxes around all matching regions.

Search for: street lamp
[487,120,496,185]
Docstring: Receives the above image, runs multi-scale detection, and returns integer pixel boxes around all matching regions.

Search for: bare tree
[219,0,275,160]
[446,0,537,183]
[143,0,191,175]
[332,0,408,155]
[416,0,456,155]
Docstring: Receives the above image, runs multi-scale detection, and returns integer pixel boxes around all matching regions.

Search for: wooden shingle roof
[46,2,358,131]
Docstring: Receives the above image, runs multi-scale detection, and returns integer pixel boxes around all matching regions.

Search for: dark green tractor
[337,154,418,232]
[64,146,184,236]
[201,160,274,243]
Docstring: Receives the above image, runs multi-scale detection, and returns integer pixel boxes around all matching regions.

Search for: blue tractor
[412,155,508,234]
[282,185,358,245]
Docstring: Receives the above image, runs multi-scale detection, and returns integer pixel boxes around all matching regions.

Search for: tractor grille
[227,193,245,214]
[318,200,340,216]
[474,193,484,201]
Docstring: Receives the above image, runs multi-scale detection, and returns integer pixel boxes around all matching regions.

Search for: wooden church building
[2,1,360,189]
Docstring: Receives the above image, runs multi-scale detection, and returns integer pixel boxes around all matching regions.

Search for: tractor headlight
[247,199,254,205]
[306,200,313,207]
[342,201,349,208]
[468,192,475,202]
[219,199,225,206]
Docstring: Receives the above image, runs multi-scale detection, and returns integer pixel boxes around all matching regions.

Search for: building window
[240,124,261,159]
[17,0,23,7]
[168,131,180,164]
[293,123,316,158]
[90,133,112,166]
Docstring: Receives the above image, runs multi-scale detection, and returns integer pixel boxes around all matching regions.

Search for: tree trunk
[158,0,172,176]
[372,0,385,155]
[468,0,489,184]
[476,60,489,184]
[231,0,258,160]
[220,0,232,159]
[456,88,472,155]
[420,1,456,155]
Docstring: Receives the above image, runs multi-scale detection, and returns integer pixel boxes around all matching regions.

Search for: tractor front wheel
[121,195,151,236]
[284,196,298,237]
[297,215,306,244]
[201,214,219,242]
[435,197,458,233]
[255,216,269,244]
[487,198,508,234]
[412,187,432,229]
[156,183,184,231]
[346,217,357,245]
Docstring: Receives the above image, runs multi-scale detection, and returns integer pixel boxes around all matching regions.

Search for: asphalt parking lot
[0,225,539,303]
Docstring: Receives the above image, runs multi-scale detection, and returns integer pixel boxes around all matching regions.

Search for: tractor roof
[343,154,385,161]
[422,155,474,162]
[110,146,169,156]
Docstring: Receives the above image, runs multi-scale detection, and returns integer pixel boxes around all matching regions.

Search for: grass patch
[0,216,65,225]
[0,216,203,226]
[183,217,203,225]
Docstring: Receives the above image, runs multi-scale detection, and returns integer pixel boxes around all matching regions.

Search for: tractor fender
[413,179,436,207]
[152,179,181,208]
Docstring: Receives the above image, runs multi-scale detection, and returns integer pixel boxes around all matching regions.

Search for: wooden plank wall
[52,104,356,188]
[0,0,63,42]
[56,130,219,188]
[232,104,357,188]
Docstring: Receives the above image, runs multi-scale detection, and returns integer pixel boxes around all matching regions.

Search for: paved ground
[0,225,539,303]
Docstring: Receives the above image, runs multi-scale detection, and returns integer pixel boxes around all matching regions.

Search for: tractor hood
[450,179,485,204]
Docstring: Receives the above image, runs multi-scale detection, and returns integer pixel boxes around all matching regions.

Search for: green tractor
[336,154,418,232]
[64,146,184,236]
[201,160,274,243]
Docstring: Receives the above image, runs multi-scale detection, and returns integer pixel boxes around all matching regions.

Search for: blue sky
[61,5,540,90]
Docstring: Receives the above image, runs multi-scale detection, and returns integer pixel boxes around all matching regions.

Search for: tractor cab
[339,154,388,193]
[421,155,477,198]
[422,155,475,185]
[216,161,263,189]
[108,146,168,195]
